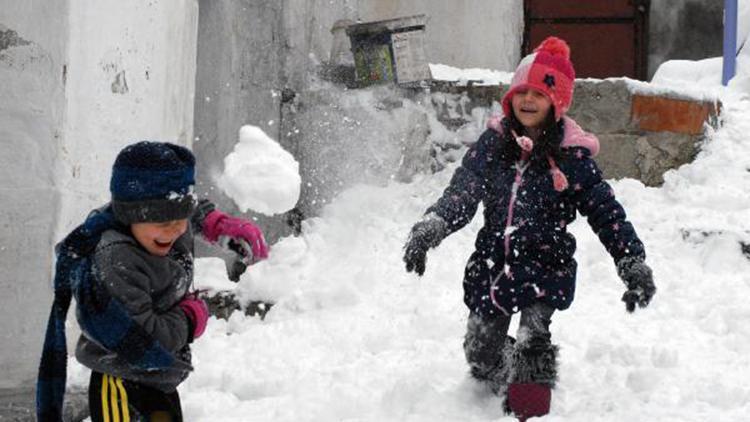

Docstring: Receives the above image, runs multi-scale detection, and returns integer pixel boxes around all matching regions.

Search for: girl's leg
[88,371,183,422]
[507,302,557,419]
[511,302,557,386]
[463,312,514,392]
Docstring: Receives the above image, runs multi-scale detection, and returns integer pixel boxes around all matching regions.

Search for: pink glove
[179,295,209,340]
[202,210,269,263]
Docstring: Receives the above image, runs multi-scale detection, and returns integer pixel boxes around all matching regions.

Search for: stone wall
[430,79,720,186]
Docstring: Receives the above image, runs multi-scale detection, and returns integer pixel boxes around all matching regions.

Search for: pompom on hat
[110,141,196,224]
[502,36,576,121]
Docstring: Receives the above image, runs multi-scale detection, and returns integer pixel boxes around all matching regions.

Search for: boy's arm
[94,245,191,352]
[191,199,216,236]
[191,198,269,263]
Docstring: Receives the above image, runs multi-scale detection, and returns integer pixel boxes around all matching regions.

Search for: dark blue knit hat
[110,141,196,224]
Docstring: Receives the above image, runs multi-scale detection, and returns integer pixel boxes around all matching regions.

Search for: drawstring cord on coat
[511,129,568,192]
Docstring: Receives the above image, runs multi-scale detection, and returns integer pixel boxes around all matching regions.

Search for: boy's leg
[507,302,557,419]
[88,371,183,422]
[463,312,514,393]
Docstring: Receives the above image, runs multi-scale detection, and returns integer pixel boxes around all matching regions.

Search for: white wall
[356,0,523,71]
[0,0,69,390]
[0,0,199,389]
[59,0,199,234]
[192,0,522,243]
[280,0,522,87]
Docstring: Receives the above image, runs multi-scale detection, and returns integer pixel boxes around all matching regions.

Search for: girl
[403,37,656,419]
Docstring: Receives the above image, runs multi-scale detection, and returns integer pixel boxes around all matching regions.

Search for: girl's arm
[403,129,500,276]
[569,150,645,263]
[425,129,498,235]
[568,149,656,311]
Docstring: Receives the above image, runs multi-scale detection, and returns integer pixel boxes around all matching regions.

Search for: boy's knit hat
[110,141,196,224]
[502,36,576,121]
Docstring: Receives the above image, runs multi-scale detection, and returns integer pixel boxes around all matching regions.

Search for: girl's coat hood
[486,115,600,157]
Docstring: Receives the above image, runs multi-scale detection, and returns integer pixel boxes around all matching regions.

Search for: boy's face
[511,87,553,129]
[131,219,189,256]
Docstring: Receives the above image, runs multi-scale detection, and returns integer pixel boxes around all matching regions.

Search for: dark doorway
[523,0,650,80]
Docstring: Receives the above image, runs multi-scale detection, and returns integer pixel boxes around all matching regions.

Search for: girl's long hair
[501,109,566,167]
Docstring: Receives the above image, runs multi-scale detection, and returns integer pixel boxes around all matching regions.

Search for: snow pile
[429,63,513,86]
[217,125,301,215]
[651,57,724,89]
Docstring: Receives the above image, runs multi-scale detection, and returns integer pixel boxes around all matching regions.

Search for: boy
[37,141,269,421]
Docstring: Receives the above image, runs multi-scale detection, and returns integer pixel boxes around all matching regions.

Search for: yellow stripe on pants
[101,374,130,422]
[115,377,130,422]
[108,375,120,422]
[101,374,110,422]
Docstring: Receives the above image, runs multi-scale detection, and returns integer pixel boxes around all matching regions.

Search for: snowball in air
[218,125,301,215]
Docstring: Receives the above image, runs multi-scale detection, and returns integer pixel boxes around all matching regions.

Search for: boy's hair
[110,141,196,224]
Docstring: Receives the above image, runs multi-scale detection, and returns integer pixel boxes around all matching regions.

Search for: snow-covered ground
[70,58,750,422]
[171,90,749,421]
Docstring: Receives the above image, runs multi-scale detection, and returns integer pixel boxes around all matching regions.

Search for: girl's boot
[506,341,558,420]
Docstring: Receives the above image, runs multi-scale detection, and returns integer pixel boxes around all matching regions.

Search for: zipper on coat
[489,159,529,314]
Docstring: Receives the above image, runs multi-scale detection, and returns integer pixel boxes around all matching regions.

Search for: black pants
[88,371,183,422]
[463,302,555,390]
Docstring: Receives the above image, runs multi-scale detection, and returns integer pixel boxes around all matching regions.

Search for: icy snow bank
[217,125,301,215]
[429,63,512,86]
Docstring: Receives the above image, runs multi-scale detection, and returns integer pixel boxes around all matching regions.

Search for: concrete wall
[193,0,522,241]
[192,0,287,245]
[0,0,198,390]
[356,0,523,71]
[0,1,69,390]
[60,0,199,232]
[648,0,723,79]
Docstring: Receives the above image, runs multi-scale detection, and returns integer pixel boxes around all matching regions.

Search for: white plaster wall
[59,0,199,234]
[280,0,522,88]
[0,0,69,390]
[356,0,523,71]
[272,0,522,221]
[0,0,199,389]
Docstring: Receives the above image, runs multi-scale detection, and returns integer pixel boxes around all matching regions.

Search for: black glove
[617,257,656,313]
[403,216,448,276]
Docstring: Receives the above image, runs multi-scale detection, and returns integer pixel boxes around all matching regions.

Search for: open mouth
[154,239,174,249]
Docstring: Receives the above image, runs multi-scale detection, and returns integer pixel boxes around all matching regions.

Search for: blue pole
[722,0,738,86]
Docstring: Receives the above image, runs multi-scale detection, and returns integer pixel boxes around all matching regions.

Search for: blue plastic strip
[723,0,738,86]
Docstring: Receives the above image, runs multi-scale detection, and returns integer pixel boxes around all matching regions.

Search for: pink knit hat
[502,36,576,121]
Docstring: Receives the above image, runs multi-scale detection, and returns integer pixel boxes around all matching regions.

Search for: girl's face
[511,88,553,129]
[131,219,188,256]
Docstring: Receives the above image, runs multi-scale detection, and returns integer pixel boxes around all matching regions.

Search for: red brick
[631,95,717,135]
